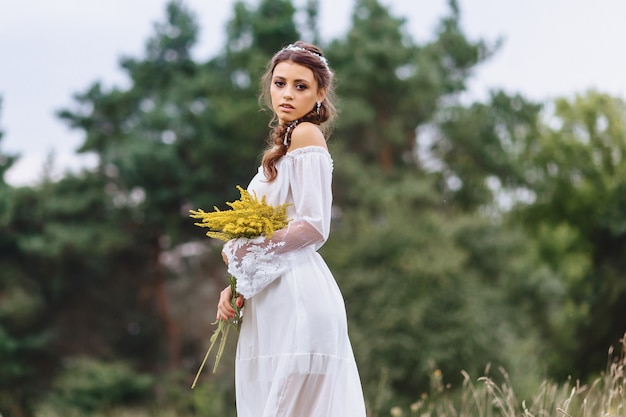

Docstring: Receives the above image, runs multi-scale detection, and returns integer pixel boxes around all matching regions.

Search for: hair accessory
[283,119,301,147]
[282,44,332,74]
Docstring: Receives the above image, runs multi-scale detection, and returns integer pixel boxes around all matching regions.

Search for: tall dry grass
[389,334,626,417]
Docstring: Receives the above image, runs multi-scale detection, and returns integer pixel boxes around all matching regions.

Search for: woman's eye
[296,84,307,90]
[274,81,285,87]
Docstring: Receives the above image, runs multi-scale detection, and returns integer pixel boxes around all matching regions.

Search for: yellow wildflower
[189,186,290,241]
[189,186,290,388]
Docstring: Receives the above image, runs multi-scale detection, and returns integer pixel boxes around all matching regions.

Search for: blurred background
[1,0,626,415]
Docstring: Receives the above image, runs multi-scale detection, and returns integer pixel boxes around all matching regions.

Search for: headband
[281,44,332,74]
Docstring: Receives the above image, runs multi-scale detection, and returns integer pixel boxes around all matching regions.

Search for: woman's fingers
[215,286,245,320]
[236,294,245,308]
[216,286,234,320]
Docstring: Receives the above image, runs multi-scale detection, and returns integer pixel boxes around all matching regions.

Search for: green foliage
[57,0,298,236]
[35,368,234,417]
[327,0,493,172]
[0,97,19,187]
[0,171,165,414]
[430,90,543,209]
[155,369,234,416]
[524,91,626,237]
[54,0,279,376]
[324,147,547,410]
[0,185,52,413]
[39,358,153,414]
[227,0,299,54]
[516,91,626,379]
[0,326,48,384]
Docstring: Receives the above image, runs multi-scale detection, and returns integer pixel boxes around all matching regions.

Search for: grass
[389,335,626,417]
[33,336,626,417]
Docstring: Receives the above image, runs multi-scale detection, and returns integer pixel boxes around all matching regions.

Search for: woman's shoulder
[281,144,333,172]
[288,122,327,152]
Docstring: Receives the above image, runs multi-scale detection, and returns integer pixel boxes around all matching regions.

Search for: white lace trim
[224,236,291,299]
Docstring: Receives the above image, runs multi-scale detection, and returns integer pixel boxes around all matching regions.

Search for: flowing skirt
[235,248,367,417]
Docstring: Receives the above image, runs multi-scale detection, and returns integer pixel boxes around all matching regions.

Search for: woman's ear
[317,88,327,103]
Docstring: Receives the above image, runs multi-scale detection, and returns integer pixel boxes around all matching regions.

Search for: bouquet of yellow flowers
[189,186,290,388]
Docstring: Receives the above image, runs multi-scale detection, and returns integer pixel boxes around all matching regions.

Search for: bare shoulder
[288,122,328,151]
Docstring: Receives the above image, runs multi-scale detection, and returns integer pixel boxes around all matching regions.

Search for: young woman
[217,41,367,417]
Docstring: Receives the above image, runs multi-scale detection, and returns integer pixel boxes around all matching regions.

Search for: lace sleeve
[223,147,333,298]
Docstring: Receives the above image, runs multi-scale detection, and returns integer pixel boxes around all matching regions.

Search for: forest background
[1,0,626,416]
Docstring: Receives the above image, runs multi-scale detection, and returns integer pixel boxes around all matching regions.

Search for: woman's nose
[283,87,293,99]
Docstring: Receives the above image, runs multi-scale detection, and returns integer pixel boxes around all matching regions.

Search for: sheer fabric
[223,146,367,417]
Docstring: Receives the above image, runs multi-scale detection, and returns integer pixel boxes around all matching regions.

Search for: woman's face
[270,61,324,125]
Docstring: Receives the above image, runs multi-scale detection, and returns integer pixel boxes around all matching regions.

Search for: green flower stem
[191,276,241,389]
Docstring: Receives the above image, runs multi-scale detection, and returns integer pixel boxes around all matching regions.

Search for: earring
[316,101,321,114]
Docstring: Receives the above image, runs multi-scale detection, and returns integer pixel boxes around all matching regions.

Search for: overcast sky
[2,0,625,186]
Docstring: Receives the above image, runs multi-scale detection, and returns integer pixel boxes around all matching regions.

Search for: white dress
[223,146,367,417]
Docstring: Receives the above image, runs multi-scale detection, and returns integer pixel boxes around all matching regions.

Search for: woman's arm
[223,147,333,298]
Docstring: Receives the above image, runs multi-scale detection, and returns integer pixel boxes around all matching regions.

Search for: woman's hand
[216,285,245,321]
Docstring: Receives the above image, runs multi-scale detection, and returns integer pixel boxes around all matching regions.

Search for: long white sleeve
[223,147,333,298]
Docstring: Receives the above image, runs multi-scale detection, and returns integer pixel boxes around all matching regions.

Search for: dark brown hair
[260,41,337,181]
